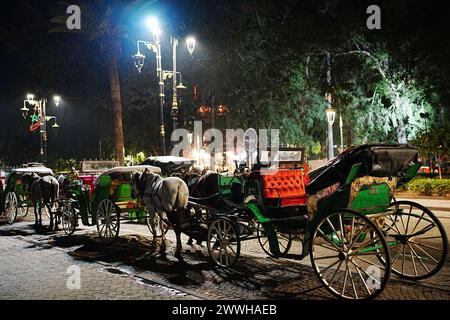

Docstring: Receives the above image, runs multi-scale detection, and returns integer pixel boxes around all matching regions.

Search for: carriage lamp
[53,95,61,107]
[133,52,146,73]
[186,36,196,55]
[325,108,336,125]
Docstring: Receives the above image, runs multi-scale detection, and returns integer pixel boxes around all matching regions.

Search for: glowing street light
[186,37,196,55]
[53,95,61,107]
[20,91,62,162]
[146,17,161,36]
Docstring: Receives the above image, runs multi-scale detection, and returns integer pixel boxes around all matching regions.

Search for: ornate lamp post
[133,17,196,155]
[133,17,166,155]
[325,91,336,160]
[21,92,62,163]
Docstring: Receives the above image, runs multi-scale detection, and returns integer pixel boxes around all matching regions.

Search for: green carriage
[60,165,162,242]
[201,144,447,300]
[0,165,54,224]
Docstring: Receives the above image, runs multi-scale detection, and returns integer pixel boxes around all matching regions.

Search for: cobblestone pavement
[1,207,450,300]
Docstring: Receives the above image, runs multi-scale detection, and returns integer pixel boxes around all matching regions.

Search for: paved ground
[1,197,450,300]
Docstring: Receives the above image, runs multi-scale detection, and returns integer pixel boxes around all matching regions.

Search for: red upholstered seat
[261,169,307,206]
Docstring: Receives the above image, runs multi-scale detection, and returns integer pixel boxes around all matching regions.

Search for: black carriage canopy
[306,144,419,195]
[141,156,195,176]
[93,165,162,186]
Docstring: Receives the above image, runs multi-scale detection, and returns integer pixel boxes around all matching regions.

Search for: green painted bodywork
[350,183,391,214]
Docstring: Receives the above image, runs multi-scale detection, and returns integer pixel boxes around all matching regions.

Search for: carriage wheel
[207,217,241,268]
[256,222,292,257]
[4,192,18,224]
[380,200,448,280]
[61,202,77,236]
[17,195,29,217]
[146,211,169,238]
[310,209,390,300]
[96,199,120,243]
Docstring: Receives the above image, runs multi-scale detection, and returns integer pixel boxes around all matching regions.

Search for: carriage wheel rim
[310,210,390,300]
[96,200,119,241]
[5,192,18,224]
[207,218,240,267]
[256,222,292,257]
[62,204,76,235]
[383,201,448,280]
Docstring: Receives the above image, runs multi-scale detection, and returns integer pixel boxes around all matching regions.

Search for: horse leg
[48,204,54,231]
[174,226,183,260]
[38,203,42,227]
[33,202,38,227]
[53,203,60,231]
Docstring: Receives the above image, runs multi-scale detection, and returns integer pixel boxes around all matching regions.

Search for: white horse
[131,169,191,259]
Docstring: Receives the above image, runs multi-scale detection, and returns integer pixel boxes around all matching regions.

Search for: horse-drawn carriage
[60,165,162,242]
[0,165,54,224]
[177,144,448,299]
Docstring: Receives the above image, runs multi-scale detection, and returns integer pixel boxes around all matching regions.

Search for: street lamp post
[134,18,195,155]
[21,92,61,163]
[134,18,166,155]
[325,92,336,160]
[339,114,344,153]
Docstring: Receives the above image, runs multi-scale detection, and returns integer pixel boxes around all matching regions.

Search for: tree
[49,0,157,165]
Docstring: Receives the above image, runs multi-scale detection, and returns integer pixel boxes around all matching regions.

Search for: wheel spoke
[406,243,418,277]
[316,243,340,253]
[408,243,430,273]
[317,259,341,275]
[317,228,341,252]
[354,256,386,271]
[409,240,442,252]
[346,260,358,299]
[328,260,343,287]
[341,263,349,296]
[349,259,381,285]
[411,243,439,263]
[314,255,340,261]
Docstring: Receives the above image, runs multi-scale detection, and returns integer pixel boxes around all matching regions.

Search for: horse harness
[137,172,173,227]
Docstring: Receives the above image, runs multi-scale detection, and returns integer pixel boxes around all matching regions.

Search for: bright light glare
[186,36,196,55]
[146,17,161,35]
[27,94,34,100]
[53,95,61,106]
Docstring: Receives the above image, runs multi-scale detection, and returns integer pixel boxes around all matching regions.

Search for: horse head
[130,169,156,199]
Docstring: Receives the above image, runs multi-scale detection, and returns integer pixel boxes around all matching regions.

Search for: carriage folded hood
[306,144,419,195]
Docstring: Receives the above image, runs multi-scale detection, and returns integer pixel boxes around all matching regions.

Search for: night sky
[1,0,449,166]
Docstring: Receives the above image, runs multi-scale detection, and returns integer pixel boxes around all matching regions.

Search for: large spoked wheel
[310,209,390,300]
[61,202,77,236]
[96,199,120,243]
[4,192,18,224]
[207,217,241,268]
[17,195,29,217]
[146,211,169,238]
[256,222,292,257]
[381,200,448,280]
